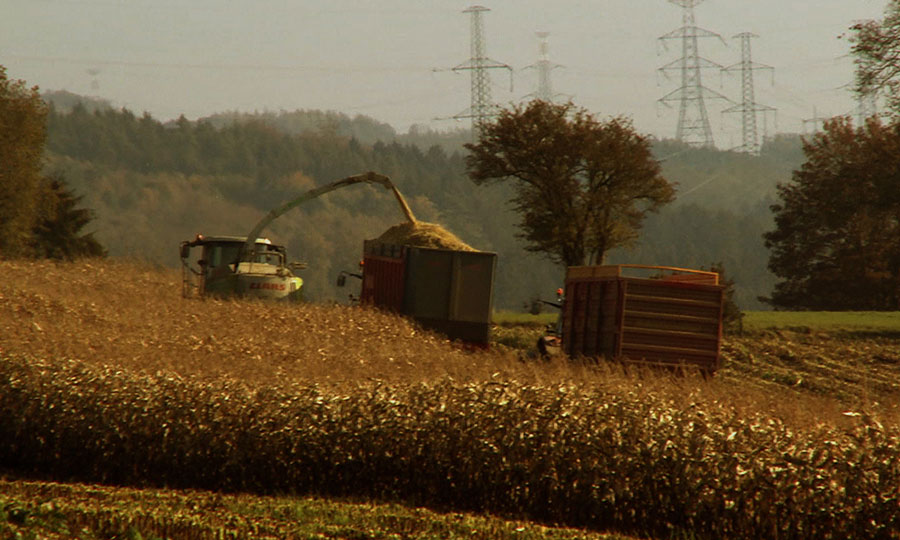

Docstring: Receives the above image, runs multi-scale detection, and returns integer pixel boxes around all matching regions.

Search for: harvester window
[258,252,280,265]
[204,242,281,269]
[207,244,241,268]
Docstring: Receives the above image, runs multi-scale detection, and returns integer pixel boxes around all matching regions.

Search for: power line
[855,91,878,127]
[802,106,832,135]
[523,31,563,103]
[447,5,511,135]
[722,32,776,155]
[658,0,730,148]
[3,54,432,74]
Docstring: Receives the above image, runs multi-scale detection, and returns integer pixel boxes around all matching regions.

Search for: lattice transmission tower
[856,91,878,127]
[722,32,775,155]
[86,68,101,92]
[524,32,562,102]
[451,5,511,134]
[658,0,728,147]
[802,107,830,135]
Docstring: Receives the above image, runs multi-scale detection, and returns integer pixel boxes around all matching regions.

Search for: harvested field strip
[743,311,900,333]
[2,354,899,539]
[3,259,900,407]
[720,333,900,404]
[0,479,633,540]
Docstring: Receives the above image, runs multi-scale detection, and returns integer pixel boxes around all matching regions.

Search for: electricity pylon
[658,0,729,147]
[451,5,512,135]
[86,68,101,92]
[523,31,562,102]
[722,32,775,155]
[856,91,877,127]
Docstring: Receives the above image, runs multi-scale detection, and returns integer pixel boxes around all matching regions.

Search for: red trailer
[360,240,497,346]
[562,265,725,373]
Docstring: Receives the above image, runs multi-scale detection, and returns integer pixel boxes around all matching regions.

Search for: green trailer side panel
[450,251,496,323]
[404,249,454,320]
[404,248,496,324]
[359,244,496,346]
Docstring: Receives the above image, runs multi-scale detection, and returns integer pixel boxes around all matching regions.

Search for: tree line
[38,95,802,309]
[16,0,900,314]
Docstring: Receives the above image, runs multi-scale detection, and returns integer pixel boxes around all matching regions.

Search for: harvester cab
[180,235,305,301]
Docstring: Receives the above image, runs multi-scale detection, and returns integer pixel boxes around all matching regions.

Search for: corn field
[2,353,899,539]
[2,260,900,539]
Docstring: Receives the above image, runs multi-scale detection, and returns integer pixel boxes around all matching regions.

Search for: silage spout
[237,171,415,264]
[359,172,417,224]
[389,184,417,224]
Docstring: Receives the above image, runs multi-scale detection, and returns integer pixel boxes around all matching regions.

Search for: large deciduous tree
[0,65,105,260]
[764,117,900,310]
[851,0,900,114]
[465,101,674,267]
[0,65,47,257]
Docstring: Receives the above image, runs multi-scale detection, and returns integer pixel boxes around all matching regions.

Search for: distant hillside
[201,109,473,154]
[40,100,806,309]
[42,90,113,114]
[395,124,471,155]
[651,135,802,213]
[611,135,805,308]
[200,109,398,146]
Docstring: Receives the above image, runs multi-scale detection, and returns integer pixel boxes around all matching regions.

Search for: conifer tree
[32,175,106,260]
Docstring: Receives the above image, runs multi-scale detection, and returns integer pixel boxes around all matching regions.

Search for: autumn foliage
[765,117,900,309]
[0,66,104,260]
[851,0,900,115]
[465,101,674,267]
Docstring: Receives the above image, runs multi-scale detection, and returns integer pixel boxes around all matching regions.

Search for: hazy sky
[1,0,889,147]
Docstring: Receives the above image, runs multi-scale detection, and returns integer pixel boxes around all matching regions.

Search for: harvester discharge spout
[238,171,407,264]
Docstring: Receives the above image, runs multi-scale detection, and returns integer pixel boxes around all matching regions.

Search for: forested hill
[42,101,805,309]
[611,135,804,309]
